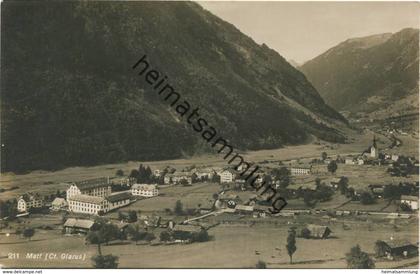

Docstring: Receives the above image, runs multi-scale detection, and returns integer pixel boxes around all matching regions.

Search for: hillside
[1,1,347,172]
[300,28,419,118]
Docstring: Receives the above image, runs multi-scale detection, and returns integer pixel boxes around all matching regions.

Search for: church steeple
[372,135,377,148]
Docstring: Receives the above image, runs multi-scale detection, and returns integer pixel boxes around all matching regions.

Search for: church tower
[370,135,378,158]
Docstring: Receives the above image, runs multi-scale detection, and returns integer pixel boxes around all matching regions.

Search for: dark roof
[106,191,132,203]
[173,224,202,233]
[400,195,418,202]
[73,177,110,191]
[383,239,417,249]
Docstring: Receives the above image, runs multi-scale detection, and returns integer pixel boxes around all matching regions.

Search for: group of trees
[301,179,334,207]
[0,199,18,219]
[388,156,419,177]
[129,164,155,184]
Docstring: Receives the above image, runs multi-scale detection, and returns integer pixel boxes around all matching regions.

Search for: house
[218,168,236,183]
[235,204,254,214]
[131,184,159,197]
[153,169,163,177]
[345,157,355,165]
[357,158,365,165]
[306,224,332,239]
[66,177,111,201]
[400,195,419,210]
[50,198,68,211]
[376,240,418,259]
[63,218,94,234]
[164,172,193,185]
[68,194,108,215]
[290,165,312,175]
[192,168,217,180]
[328,178,341,189]
[172,224,203,242]
[392,155,399,161]
[17,193,44,212]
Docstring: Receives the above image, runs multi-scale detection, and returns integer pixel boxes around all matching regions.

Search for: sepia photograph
[0,0,419,271]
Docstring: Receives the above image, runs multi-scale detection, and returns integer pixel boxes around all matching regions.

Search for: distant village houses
[218,168,236,183]
[164,171,194,185]
[131,184,159,197]
[400,195,419,210]
[290,165,312,176]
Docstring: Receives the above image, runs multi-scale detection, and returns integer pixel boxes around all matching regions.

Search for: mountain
[1,1,347,172]
[288,59,301,68]
[300,28,419,118]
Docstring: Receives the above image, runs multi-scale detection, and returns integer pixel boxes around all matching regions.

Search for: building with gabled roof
[63,218,94,234]
[306,224,332,239]
[376,239,418,259]
[17,193,44,212]
[106,191,132,210]
[50,197,68,211]
[131,184,159,197]
[400,195,419,210]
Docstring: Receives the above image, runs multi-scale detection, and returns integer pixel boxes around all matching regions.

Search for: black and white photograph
[0,0,419,271]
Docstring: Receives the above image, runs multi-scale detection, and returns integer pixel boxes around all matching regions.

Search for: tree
[271,167,290,188]
[300,228,311,239]
[303,192,316,207]
[327,161,338,174]
[23,228,35,241]
[144,232,156,242]
[160,231,171,242]
[118,211,125,221]
[115,169,124,177]
[129,169,139,179]
[338,177,349,195]
[321,152,328,161]
[360,192,375,205]
[400,203,412,212]
[256,260,267,269]
[192,230,209,242]
[92,254,119,268]
[128,211,137,223]
[86,231,105,255]
[345,245,375,269]
[174,200,184,216]
[286,228,297,264]
[127,224,146,244]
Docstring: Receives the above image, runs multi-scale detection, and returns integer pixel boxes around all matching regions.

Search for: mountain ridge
[2,1,348,172]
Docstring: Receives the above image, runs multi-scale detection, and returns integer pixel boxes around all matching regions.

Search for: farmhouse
[164,171,193,184]
[290,165,312,175]
[131,184,159,197]
[345,157,355,165]
[400,195,419,210]
[218,168,236,183]
[306,224,332,239]
[50,198,68,211]
[66,177,111,200]
[192,167,217,180]
[172,224,203,241]
[377,239,418,259]
[235,204,254,214]
[63,218,94,234]
[17,193,44,212]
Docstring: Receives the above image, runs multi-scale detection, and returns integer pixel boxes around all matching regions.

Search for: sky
[199,1,419,64]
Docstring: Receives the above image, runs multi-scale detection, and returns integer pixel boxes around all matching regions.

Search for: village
[0,134,418,268]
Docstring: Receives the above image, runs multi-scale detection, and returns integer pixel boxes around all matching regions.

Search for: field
[0,212,417,268]
[0,128,413,201]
